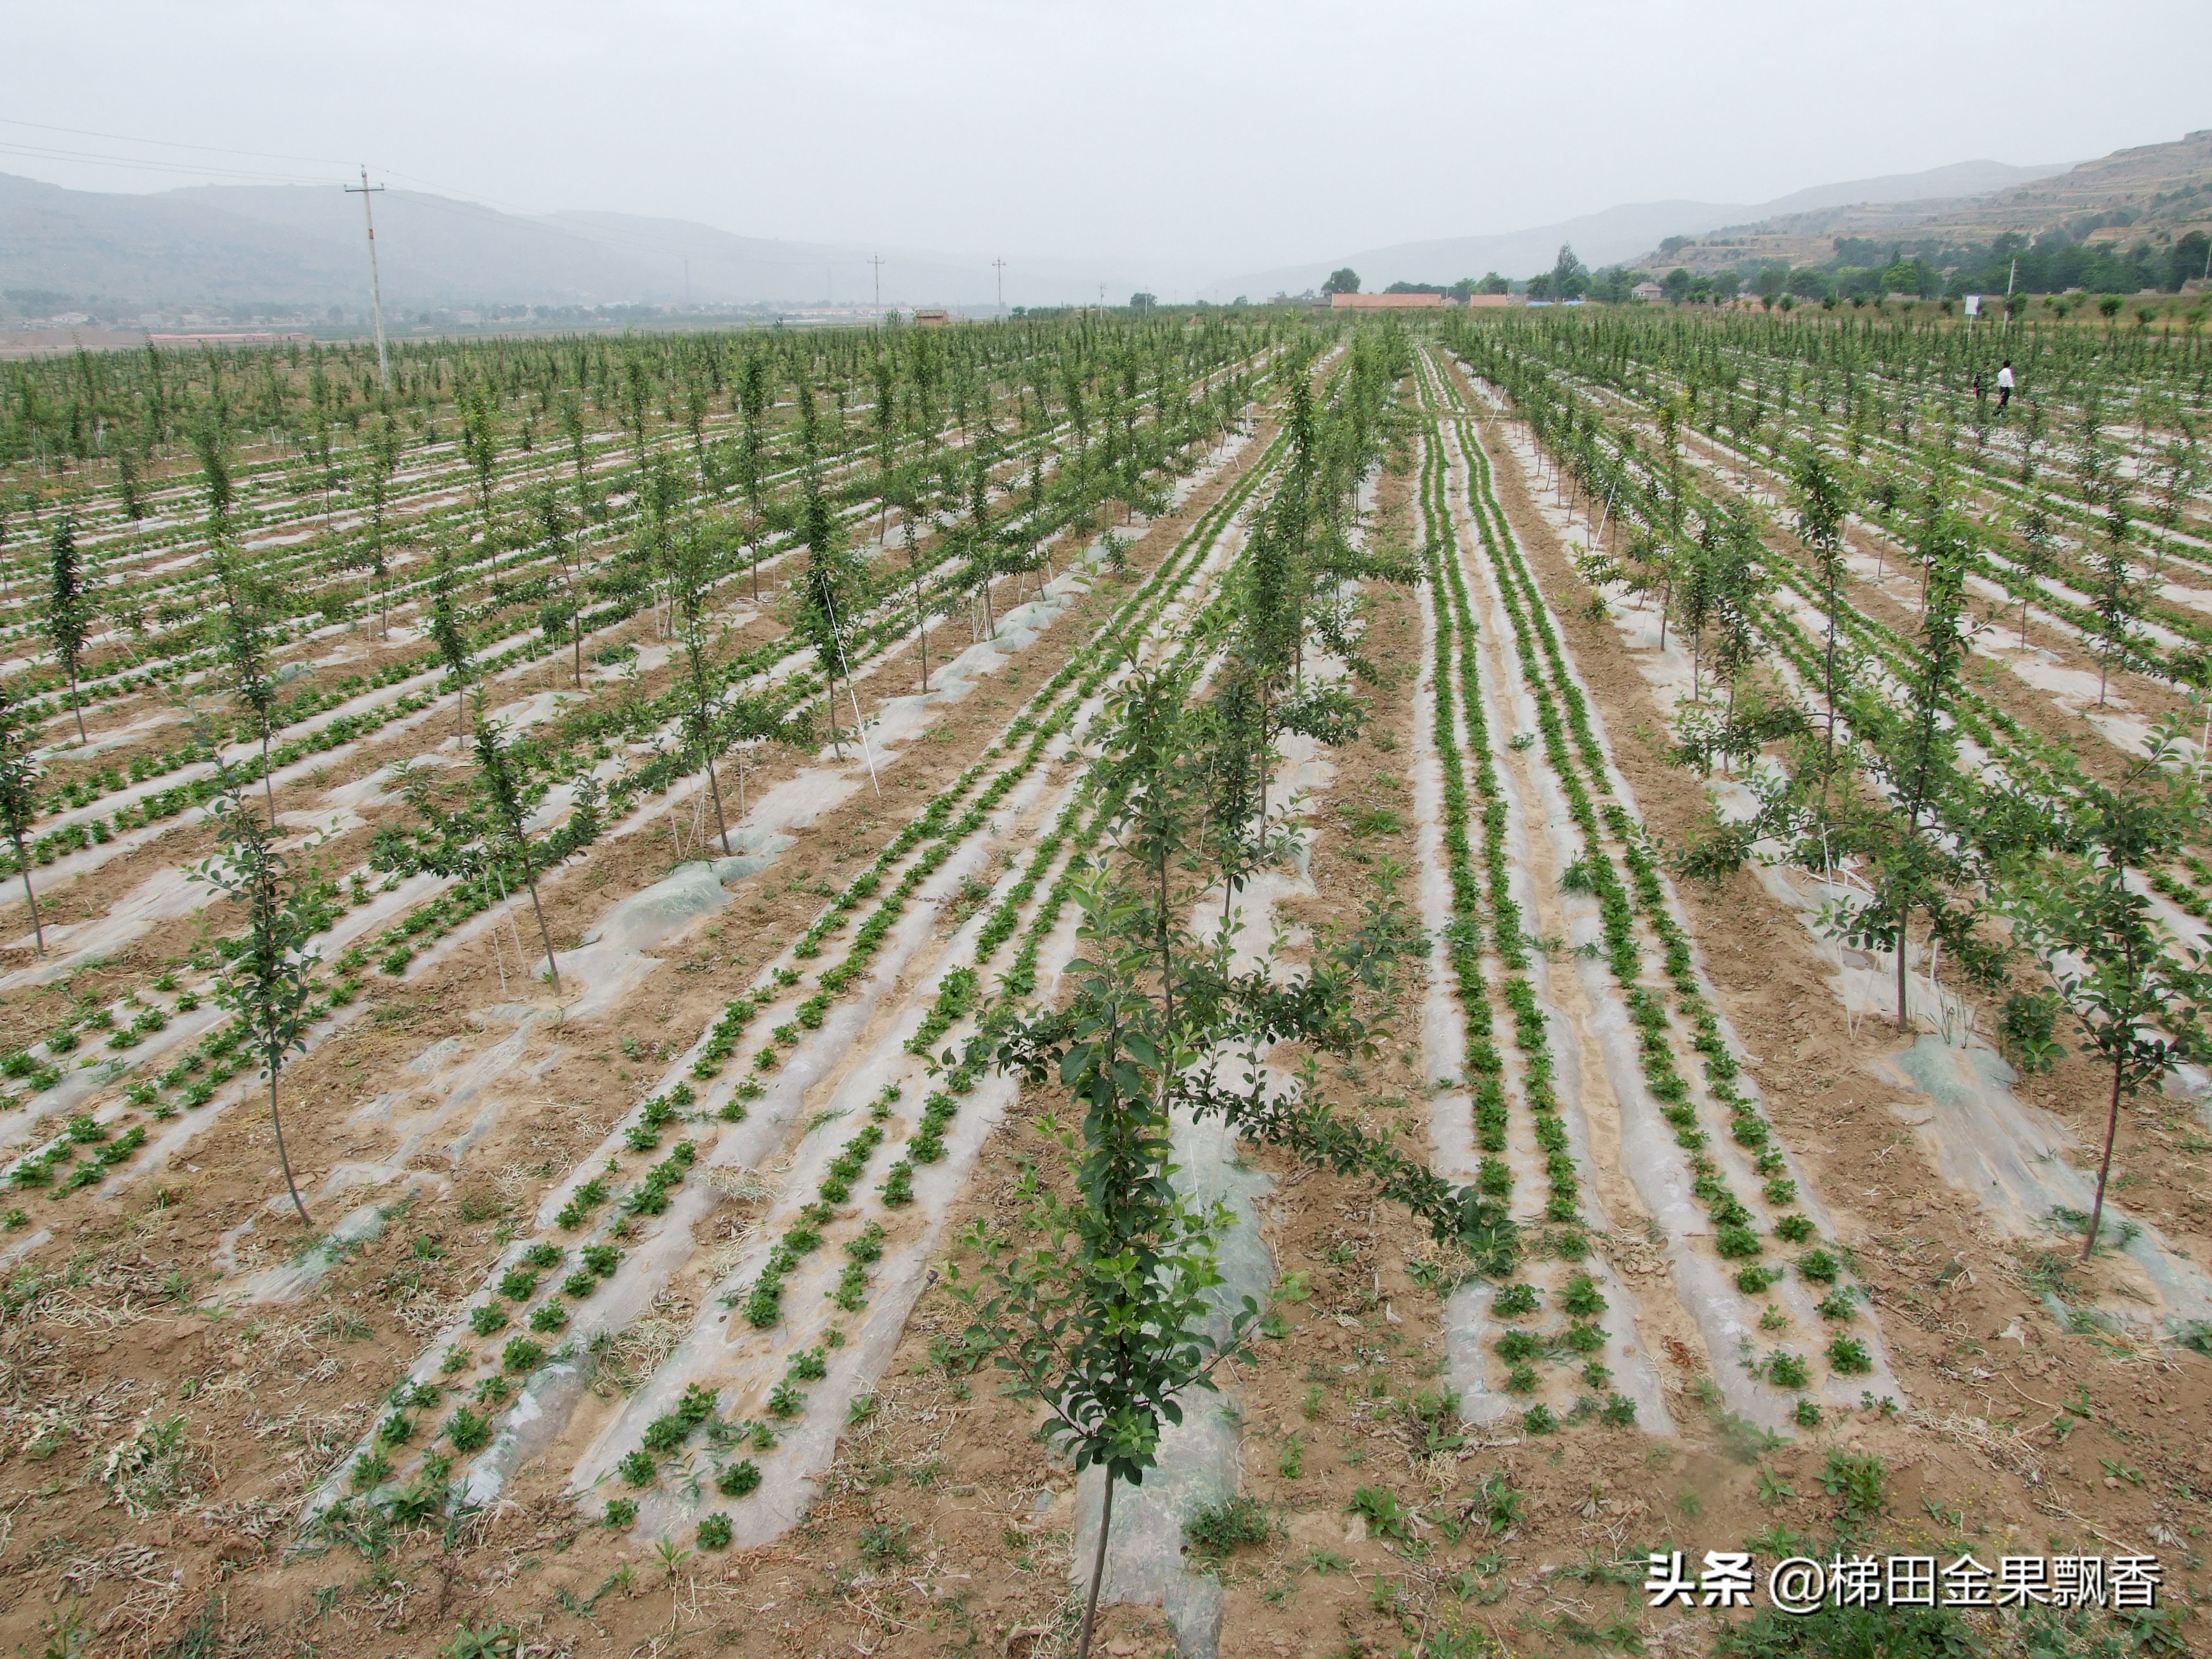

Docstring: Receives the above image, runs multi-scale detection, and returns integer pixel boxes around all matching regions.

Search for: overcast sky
[8,0,2209,288]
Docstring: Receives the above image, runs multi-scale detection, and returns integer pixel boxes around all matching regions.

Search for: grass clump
[1767,1352,1811,1389]
[1348,1486,1415,1542]
[1491,1282,1539,1317]
[718,1459,761,1497]
[1715,1601,1982,1657]
[500,1337,543,1373]
[1826,1334,1873,1375]
[1821,1448,1887,1530]
[1184,1493,1273,1560]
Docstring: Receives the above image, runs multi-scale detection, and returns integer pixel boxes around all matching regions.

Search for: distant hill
[11,137,2191,323]
[1199,159,2069,299]
[0,172,363,313]
[0,173,1130,320]
[1636,129,2212,275]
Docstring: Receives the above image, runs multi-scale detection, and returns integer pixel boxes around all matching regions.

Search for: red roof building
[1329,292,1449,309]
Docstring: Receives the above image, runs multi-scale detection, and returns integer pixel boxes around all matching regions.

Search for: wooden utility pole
[344,167,390,395]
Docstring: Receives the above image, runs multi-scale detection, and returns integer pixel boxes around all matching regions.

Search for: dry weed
[5,1376,141,1462]
[1903,1407,2045,1482]
[60,1539,169,1596]
[246,1400,374,1490]
[391,1286,457,1337]
[594,1289,691,1396]
[705,1165,774,1206]
[101,1411,213,1516]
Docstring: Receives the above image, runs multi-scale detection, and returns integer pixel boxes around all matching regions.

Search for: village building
[1329,291,1449,309]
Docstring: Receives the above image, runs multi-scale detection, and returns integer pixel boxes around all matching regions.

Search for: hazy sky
[8,0,2209,285]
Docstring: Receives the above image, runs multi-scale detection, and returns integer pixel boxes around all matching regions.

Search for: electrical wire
[0,117,351,167]
[0,141,334,187]
[375,165,850,273]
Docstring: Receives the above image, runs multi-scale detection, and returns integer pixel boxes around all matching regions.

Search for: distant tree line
[1650,225,2211,311]
[1321,269,1514,302]
[1298,218,2209,315]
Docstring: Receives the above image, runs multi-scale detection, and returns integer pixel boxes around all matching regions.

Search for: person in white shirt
[1996,361,2015,410]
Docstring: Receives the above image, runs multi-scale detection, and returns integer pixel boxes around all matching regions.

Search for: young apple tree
[2007,714,2210,1260]
[0,691,46,954]
[469,700,564,997]
[196,791,321,1226]
[44,514,95,745]
[1792,441,1851,778]
[212,549,284,827]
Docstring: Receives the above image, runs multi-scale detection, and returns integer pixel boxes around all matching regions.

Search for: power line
[373,165,860,273]
[387,189,863,280]
[0,141,332,186]
[0,117,351,167]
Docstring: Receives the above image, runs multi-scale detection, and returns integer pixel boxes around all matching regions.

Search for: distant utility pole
[344,167,390,395]
[869,254,884,315]
[992,257,1006,316]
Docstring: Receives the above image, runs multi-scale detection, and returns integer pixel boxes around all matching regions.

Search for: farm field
[0,309,2207,1659]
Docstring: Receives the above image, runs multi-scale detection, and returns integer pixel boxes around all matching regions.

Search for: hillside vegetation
[1642,130,2212,306]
